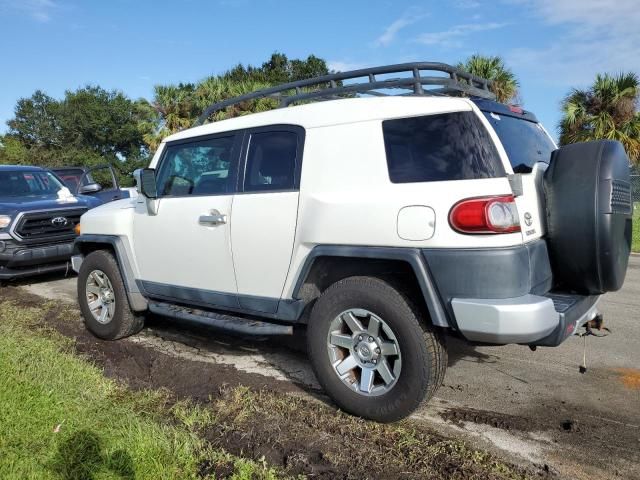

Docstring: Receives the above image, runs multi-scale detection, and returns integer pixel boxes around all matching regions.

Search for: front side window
[383,111,505,183]
[0,171,66,197]
[156,135,236,197]
[244,131,299,192]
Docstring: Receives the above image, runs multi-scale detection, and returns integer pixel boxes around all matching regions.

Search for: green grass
[0,301,279,480]
[633,204,639,253]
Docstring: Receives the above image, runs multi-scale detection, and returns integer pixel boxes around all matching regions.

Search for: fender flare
[73,234,148,312]
[291,245,451,328]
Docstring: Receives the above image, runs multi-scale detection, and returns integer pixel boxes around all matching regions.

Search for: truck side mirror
[79,182,102,194]
[134,168,158,199]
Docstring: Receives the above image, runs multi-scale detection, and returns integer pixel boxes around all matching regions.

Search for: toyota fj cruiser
[71,63,632,422]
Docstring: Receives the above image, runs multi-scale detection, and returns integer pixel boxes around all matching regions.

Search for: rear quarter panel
[282,113,522,298]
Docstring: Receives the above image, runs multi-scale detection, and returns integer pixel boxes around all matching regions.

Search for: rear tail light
[449,195,520,234]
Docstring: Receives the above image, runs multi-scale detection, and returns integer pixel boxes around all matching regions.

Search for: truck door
[230,126,304,314]
[132,133,242,309]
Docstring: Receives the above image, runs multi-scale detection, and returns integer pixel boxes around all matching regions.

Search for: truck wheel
[77,250,144,340]
[307,276,447,422]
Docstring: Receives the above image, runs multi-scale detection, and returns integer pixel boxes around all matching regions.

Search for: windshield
[0,170,67,197]
[482,112,557,174]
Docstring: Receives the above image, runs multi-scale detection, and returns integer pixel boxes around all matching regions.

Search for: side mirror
[134,168,158,199]
[79,182,102,194]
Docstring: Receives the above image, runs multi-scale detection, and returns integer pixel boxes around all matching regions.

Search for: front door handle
[199,209,227,226]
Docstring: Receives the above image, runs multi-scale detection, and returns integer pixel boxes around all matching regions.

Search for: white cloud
[0,0,57,22]
[374,9,426,47]
[327,61,371,73]
[417,22,507,48]
[506,0,640,86]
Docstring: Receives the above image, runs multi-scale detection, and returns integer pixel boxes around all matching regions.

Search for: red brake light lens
[449,195,521,234]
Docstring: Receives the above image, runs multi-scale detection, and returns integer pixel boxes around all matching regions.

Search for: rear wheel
[307,276,446,422]
[78,250,144,340]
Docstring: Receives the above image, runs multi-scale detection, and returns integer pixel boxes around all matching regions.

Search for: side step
[148,301,293,336]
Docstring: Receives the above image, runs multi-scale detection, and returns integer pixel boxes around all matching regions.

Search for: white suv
[72,63,632,422]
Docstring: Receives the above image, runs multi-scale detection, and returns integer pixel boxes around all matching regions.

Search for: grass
[633,204,639,253]
[0,301,280,480]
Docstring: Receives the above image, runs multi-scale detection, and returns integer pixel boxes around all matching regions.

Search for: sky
[0,0,638,140]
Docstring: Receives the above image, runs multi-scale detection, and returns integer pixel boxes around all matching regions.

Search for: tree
[559,72,640,164]
[7,90,62,148]
[457,55,519,104]
[147,52,331,147]
[59,86,153,159]
[3,86,156,184]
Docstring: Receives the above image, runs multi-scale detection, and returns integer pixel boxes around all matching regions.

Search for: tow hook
[586,314,606,333]
[578,313,609,374]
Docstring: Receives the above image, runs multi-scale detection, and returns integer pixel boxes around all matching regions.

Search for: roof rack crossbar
[195,61,495,126]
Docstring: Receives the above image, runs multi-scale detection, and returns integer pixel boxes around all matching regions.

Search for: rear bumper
[452,293,600,345]
[0,239,74,280]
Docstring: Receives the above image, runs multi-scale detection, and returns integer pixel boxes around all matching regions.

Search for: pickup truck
[0,165,102,281]
[50,164,135,204]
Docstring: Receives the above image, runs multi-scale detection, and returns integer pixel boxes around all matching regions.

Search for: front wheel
[307,276,447,422]
[77,250,144,340]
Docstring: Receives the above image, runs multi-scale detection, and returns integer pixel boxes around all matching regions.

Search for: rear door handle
[199,209,227,226]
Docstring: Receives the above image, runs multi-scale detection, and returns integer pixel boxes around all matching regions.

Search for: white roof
[164,96,473,143]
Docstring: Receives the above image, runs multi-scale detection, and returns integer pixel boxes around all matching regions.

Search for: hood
[0,192,102,218]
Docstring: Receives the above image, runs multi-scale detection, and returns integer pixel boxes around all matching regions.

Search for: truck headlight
[0,215,11,229]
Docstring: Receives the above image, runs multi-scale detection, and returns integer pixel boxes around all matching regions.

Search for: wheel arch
[74,234,148,312]
[291,246,450,328]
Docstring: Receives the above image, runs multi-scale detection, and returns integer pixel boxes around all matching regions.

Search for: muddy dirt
[2,286,545,480]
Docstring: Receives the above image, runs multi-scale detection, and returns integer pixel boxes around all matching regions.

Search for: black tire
[307,276,447,422]
[77,250,144,340]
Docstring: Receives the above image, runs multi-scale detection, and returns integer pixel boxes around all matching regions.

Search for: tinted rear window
[482,112,556,173]
[383,111,505,183]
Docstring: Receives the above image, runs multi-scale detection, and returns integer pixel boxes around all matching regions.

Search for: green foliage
[456,54,519,104]
[559,72,640,164]
[2,85,156,185]
[147,52,330,147]
[1,52,331,181]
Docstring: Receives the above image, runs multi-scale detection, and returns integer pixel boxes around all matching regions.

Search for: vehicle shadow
[48,430,134,480]
[1,270,76,288]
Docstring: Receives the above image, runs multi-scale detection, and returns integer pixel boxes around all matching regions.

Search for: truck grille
[14,208,86,243]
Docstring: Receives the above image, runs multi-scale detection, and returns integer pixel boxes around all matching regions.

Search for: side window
[156,135,236,197]
[243,131,298,192]
[382,111,505,183]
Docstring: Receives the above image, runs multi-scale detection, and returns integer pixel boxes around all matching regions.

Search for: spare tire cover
[544,140,632,294]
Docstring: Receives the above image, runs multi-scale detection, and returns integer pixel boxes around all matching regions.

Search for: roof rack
[195,62,495,126]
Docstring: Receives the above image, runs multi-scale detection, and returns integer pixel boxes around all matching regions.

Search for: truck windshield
[482,112,557,174]
[0,171,67,197]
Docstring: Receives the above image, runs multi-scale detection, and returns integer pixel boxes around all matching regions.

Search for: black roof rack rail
[194,62,495,126]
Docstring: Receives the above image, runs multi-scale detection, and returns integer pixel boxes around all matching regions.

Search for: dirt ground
[4,262,640,479]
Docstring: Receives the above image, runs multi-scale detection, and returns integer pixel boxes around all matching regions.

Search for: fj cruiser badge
[524,212,533,227]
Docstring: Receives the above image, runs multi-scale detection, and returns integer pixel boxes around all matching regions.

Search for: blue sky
[0,0,637,139]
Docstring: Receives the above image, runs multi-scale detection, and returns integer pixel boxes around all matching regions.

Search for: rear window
[383,111,505,183]
[482,112,556,173]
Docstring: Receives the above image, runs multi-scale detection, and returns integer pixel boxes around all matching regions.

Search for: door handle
[199,209,227,226]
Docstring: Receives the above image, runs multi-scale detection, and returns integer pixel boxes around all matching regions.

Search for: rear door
[480,108,557,242]
[230,125,304,313]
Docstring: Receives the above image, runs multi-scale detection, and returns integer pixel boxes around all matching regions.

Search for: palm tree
[457,55,519,103]
[560,72,640,164]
